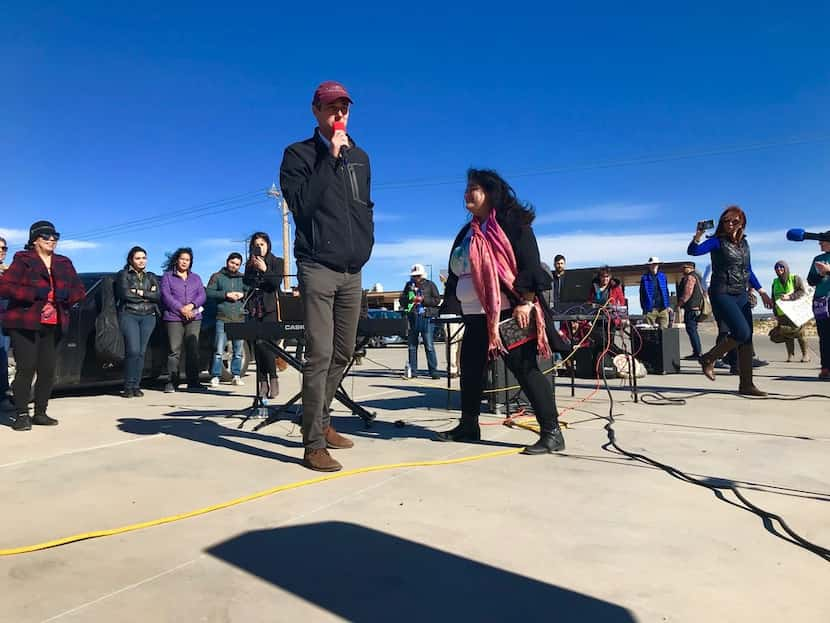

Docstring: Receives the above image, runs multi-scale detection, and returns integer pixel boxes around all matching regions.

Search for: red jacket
[0,250,85,332]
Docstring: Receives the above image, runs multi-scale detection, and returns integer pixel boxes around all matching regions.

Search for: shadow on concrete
[206,521,638,623]
[117,416,304,465]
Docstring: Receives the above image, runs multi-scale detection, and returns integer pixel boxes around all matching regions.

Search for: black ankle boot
[32,413,59,426]
[12,413,32,431]
[522,428,566,454]
[436,419,481,442]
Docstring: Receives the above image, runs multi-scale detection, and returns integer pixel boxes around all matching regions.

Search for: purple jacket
[160,270,206,323]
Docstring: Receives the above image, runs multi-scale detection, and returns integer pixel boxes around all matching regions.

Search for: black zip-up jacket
[115,267,160,316]
[280,128,374,273]
[243,253,284,317]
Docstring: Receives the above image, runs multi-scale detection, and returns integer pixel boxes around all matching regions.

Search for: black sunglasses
[0,246,7,251]
[38,232,60,241]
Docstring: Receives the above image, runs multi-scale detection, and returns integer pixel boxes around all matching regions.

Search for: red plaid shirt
[0,250,85,332]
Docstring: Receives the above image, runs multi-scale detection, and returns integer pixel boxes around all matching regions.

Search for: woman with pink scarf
[436,169,565,454]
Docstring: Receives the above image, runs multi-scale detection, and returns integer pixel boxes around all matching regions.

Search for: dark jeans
[710,291,753,344]
[407,314,438,374]
[120,312,156,390]
[460,312,558,433]
[817,316,830,370]
[684,308,702,357]
[165,320,202,385]
[298,261,362,450]
[0,326,9,397]
[8,325,60,416]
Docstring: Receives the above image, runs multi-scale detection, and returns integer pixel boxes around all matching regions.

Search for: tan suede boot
[325,426,354,449]
[302,448,342,472]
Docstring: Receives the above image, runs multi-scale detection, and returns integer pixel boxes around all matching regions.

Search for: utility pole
[268,183,291,291]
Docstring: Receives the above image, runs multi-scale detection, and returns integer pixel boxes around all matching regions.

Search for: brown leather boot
[325,425,354,449]
[700,337,738,380]
[302,448,342,472]
[737,343,767,396]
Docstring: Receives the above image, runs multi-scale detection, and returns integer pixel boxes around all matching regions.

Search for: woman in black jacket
[437,169,565,454]
[115,246,160,397]
[243,232,284,399]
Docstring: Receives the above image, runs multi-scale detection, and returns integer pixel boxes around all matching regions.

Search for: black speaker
[572,346,616,379]
[637,327,681,374]
[485,355,554,414]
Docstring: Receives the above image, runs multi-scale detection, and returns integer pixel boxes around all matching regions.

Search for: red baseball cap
[312,81,353,106]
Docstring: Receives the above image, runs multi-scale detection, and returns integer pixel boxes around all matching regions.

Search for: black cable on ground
[595,317,830,562]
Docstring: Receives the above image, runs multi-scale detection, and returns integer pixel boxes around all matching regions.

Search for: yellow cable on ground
[0,448,522,557]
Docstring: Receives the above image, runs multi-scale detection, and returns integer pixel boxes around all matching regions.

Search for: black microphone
[786,228,830,243]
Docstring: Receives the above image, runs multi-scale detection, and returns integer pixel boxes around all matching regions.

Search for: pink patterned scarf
[468,211,551,359]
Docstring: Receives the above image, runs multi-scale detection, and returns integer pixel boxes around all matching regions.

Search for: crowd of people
[1,79,828,474]
[0,223,285,430]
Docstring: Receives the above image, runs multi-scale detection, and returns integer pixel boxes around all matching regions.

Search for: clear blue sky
[2,3,828,306]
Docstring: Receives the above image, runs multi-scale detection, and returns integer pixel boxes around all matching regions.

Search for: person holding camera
[688,207,772,396]
[243,232,283,400]
[399,263,440,379]
[437,169,565,454]
[115,246,160,398]
[0,221,85,430]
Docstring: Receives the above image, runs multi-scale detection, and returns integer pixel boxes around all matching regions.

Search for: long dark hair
[713,205,746,243]
[125,246,148,270]
[248,232,273,258]
[467,168,535,225]
[163,247,194,273]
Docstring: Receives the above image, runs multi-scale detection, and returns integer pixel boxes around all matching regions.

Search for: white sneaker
[232,375,244,386]
[210,376,220,388]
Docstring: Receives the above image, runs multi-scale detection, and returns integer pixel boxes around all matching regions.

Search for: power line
[60,134,829,242]
[63,189,267,239]
[373,134,830,190]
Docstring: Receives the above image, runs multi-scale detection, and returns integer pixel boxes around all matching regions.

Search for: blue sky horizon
[3,3,828,310]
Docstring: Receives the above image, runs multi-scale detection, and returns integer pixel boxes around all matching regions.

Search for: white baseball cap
[409,263,426,277]
[647,256,661,265]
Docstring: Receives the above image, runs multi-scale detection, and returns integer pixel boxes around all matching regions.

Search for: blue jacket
[640,271,670,312]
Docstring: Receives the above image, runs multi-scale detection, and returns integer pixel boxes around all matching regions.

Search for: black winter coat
[280,129,374,274]
[115,268,160,316]
[439,211,551,315]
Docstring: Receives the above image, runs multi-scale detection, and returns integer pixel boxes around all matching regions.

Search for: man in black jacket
[399,263,441,379]
[280,80,374,472]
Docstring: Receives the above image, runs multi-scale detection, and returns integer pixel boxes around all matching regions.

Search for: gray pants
[298,261,362,449]
[165,320,202,385]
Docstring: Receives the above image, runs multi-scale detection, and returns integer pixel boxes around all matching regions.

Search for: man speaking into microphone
[280,81,374,472]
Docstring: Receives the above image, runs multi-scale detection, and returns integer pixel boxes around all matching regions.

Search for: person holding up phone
[806,233,830,379]
[398,263,440,379]
[688,206,772,396]
[243,232,284,399]
[437,169,565,454]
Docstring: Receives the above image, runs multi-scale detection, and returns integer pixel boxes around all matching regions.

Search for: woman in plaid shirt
[0,221,85,431]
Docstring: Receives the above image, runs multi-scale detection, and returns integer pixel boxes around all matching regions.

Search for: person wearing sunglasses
[770,260,809,363]
[0,221,85,430]
[688,207,772,396]
[0,236,9,406]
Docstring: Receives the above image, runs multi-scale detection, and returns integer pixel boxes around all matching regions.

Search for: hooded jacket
[280,129,374,273]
